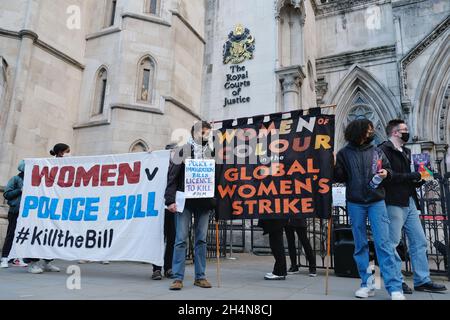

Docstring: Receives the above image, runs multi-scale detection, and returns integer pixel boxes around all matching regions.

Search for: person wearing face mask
[25,144,70,273]
[334,119,405,300]
[379,120,447,294]
[165,121,215,291]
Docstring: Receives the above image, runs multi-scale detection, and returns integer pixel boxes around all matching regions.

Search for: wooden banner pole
[325,216,333,296]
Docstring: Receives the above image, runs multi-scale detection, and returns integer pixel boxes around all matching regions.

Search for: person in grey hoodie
[1,160,28,268]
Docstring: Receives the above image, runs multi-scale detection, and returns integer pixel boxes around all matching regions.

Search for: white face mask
[64,153,72,158]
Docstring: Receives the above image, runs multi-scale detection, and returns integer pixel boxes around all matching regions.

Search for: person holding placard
[165,122,216,291]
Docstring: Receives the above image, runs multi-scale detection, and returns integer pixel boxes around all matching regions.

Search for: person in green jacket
[1,160,28,268]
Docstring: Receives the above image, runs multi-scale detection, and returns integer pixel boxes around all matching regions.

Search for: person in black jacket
[284,217,316,277]
[259,218,288,280]
[151,143,178,281]
[380,119,446,294]
[166,121,215,291]
[334,119,405,300]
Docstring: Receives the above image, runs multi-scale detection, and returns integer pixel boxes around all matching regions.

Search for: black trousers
[284,225,316,268]
[1,211,18,258]
[153,210,176,272]
[268,228,287,276]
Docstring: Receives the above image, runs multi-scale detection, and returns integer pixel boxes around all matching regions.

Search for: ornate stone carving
[401,99,411,114]
[276,65,306,93]
[316,45,396,72]
[275,0,305,17]
[315,76,328,105]
[439,85,450,142]
[313,0,385,16]
[276,65,306,110]
[347,100,384,143]
[275,0,306,24]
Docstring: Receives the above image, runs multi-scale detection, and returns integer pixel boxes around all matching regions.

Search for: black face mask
[201,139,209,146]
[400,133,410,143]
[365,134,375,144]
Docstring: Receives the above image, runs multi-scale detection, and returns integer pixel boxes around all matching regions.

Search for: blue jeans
[172,207,210,281]
[348,201,403,294]
[387,197,431,286]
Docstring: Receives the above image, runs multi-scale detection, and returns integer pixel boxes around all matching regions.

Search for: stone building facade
[0,0,449,249]
[0,0,206,246]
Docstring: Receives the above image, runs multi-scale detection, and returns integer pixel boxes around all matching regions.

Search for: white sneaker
[11,258,28,267]
[264,273,286,280]
[28,262,44,274]
[391,291,406,300]
[0,258,9,268]
[42,261,60,272]
[355,287,375,298]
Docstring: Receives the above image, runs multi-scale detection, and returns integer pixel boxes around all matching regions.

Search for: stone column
[276,65,306,111]
[436,143,449,173]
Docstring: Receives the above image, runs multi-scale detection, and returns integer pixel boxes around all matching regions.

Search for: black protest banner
[214,110,335,220]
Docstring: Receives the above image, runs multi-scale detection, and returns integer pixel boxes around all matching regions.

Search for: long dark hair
[50,143,70,157]
[344,119,373,145]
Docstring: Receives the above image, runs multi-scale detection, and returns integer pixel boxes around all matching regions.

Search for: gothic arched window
[93,67,108,115]
[130,140,149,153]
[137,56,155,104]
[276,1,306,67]
[347,96,384,145]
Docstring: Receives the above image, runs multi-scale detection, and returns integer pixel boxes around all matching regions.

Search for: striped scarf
[188,136,209,159]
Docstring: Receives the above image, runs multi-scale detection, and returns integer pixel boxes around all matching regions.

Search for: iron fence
[199,167,450,279]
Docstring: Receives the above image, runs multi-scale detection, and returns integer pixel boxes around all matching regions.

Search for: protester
[259,218,288,280]
[152,143,177,280]
[165,122,215,290]
[25,143,70,274]
[379,119,447,294]
[1,160,28,268]
[334,119,405,300]
[284,217,316,277]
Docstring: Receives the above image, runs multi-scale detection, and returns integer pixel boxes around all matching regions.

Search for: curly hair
[344,119,374,145]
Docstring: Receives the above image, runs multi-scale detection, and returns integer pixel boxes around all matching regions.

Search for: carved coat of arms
[223,24,255,65]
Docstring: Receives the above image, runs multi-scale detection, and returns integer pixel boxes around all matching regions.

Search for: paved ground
[0,253,449,300]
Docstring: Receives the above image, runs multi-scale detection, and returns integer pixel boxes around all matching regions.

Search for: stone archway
[129,139,149,153]
[413,33,450,145]
[327,65,400,148]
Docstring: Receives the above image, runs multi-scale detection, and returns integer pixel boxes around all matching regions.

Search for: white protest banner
[332,187,346,207]
[9,151,170,265]
[184,159,215,199]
